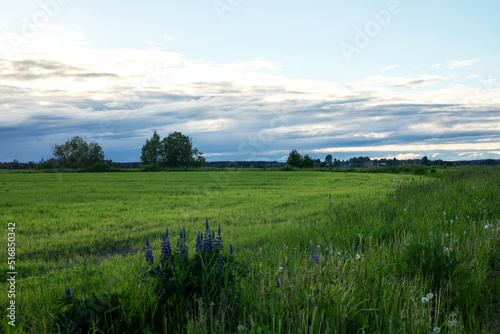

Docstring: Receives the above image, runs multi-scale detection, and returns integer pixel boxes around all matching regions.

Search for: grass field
[1,167,499,333]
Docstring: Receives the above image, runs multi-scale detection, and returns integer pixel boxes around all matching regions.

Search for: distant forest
[1,157,499,170]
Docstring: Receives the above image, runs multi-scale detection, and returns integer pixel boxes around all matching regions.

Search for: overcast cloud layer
[1,2,499,162]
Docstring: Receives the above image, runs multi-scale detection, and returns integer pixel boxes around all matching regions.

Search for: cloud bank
[1,27,499,162]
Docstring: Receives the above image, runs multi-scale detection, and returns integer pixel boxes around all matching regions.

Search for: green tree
[325,154,333,166]
[192,148,206,168]
[141,131,205,168]
[161,132,194,167]
[286,149,302,168]
[302,154,315,168]
[53,136,105,168]
[141,131,162,165]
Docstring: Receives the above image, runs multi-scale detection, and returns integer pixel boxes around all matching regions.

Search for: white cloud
[447,59,482,69]
[430,63,443,68]
[380,64,399,72]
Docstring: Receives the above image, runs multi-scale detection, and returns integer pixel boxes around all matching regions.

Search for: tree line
[3,135,500,170]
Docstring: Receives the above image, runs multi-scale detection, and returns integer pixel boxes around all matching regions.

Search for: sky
[0,0,499,162]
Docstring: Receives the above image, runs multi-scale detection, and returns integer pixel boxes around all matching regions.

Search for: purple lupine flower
[275,275,281,288]
[64,277,71,297]
[217,253,223,271]
[311,241,319,265]
[146,247,154,265]
[161,234,171,264]
[145,236,154,265]
[196,230,203,252]
[176,227,188,259]
[203,219,213,253]
[215,223,223,249]
[157,263,164,276]
[229,242,234,258]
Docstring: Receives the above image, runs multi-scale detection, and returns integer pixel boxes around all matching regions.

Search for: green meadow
[1,167,499,333]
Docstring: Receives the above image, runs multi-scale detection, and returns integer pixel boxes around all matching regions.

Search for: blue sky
[1,0,499,162]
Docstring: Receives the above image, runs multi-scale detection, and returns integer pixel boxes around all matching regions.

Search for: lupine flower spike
[229,242,234,258]
[176,227,188,259]
[203,218,213,253]
[196,230,203,252]
[161,229,171,264]
[64,277,71,297]
[145,235,154,265]
[311,241,319,264]
[275,275,281,288]
[217,253,223,271]
[216,223,223,249]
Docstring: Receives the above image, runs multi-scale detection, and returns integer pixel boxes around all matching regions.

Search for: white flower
[443,212,446,216]
[445,233,449,237]
[278,267,284,272]
[355,254,361,260]
[426,292,434,299]
[447,320,457,327]
[433,327,441,333]
[237,325,245,331]
[421,297,429,303]
[443,247,449,252]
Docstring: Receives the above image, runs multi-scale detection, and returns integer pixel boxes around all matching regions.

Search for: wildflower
[311,241,319,264]
[421,297,429,303]
[237,325,245,331]
[275,275,281,288]
[145,236,154,265]
[426,292,434,299]
[229,242,234,257]
[203,218,213,253]
[355,254,361,260]
[443,247,449,252]
[195,230,202,252]
[63,277,71,297]
[433,327,441,333]
[217,253,223,271]
[215,223,223,249]
[175,227,188,259]
[161,229,171,263]
[278,266,284,272]
[447,320,457,327]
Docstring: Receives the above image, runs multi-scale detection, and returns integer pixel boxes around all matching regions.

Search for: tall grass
[1,167,498,333]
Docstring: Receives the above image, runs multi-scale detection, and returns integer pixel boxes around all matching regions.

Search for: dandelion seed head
[426,292,434,299]
[433,327,441,333]
[421,297,429,303]
[237,325,245,331]
[355,254,361,260]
